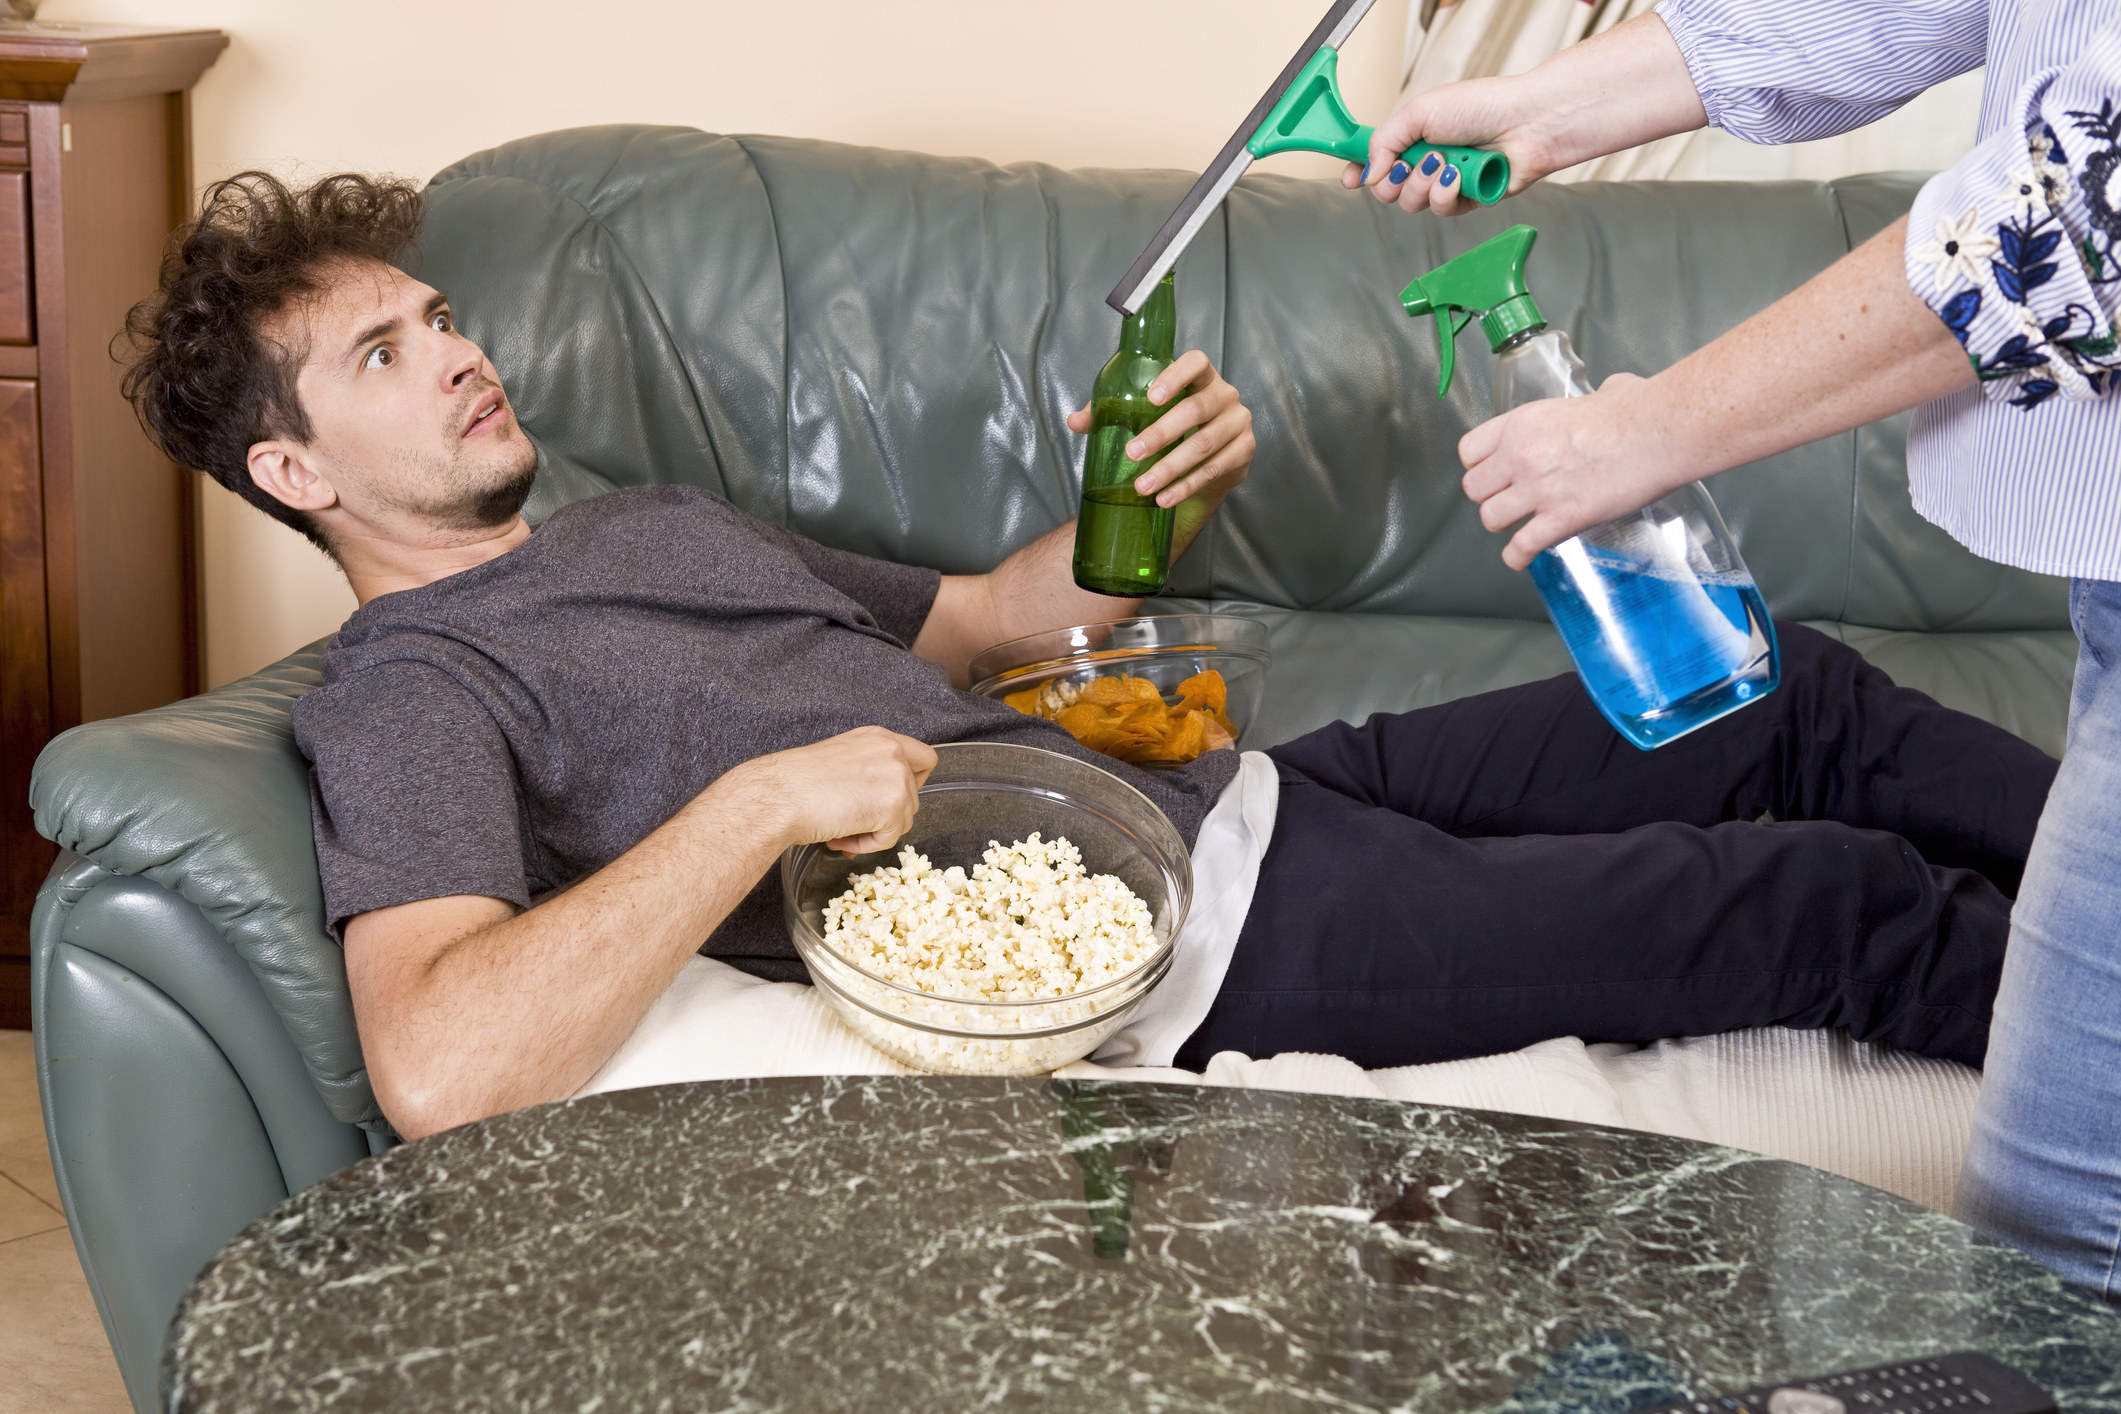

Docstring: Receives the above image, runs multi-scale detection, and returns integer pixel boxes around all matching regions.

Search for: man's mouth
[461,388,507,439]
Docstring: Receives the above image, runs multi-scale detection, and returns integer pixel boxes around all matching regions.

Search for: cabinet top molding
[0,22,226,105]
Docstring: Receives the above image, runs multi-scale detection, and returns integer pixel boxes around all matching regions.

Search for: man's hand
[1063,347,1255,555]
[914,351,1255,685]
[725,726,936,856]
[1342,13,1707,217]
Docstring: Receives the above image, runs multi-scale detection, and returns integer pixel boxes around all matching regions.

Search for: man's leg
[1177,778,2010,1072]
[1176,622,2040,1072]
[1268,621,2055,893]
[1958,578,2121,1299]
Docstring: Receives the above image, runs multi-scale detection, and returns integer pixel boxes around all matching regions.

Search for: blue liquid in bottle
[1485,322,1780,750]
[1530,538,1781,749]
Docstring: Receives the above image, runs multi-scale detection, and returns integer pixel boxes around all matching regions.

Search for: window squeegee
[1105,0,1512,315]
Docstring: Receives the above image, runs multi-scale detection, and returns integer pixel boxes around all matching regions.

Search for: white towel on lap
[580,956,1981,1214]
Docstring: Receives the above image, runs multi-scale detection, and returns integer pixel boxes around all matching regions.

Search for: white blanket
[581,956,1982,1214]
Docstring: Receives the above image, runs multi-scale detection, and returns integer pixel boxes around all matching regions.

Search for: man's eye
[431,311,453,332]
[362,345,393,370]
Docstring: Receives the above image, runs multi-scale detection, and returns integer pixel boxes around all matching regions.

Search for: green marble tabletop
[164,1077,2121,1412]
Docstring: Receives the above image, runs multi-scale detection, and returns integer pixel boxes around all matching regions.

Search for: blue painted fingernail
[1388,161,1410,184]
[1360,162,1370,182]
[1420,153,1441,176]
[1440,166,1458,187]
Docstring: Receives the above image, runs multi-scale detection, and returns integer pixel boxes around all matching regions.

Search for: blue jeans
[1959,577,2121,1298]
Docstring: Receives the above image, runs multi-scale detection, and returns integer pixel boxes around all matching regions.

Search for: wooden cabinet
[0,22,225,1027]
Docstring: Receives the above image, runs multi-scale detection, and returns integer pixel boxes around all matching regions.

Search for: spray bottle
[1402,225,1780,749]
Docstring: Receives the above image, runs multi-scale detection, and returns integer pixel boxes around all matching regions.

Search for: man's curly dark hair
[120,170,426,556]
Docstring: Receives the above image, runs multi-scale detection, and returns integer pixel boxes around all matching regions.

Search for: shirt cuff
[1905,71,2121,408]
[1653,0,1734,132]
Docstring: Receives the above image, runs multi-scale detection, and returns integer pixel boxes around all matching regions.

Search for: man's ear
[247,440,339,514]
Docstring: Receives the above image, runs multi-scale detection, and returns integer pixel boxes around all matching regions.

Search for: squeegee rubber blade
[1105,0,1379,315]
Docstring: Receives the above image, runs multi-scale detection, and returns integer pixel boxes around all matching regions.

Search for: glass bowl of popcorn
[781,742,1192,1076]
[966,612,1272,763]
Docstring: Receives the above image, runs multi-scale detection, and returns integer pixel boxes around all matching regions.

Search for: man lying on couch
[123,172,2059,1139]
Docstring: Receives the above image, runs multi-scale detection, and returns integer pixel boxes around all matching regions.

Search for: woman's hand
[1342,13,1708,217]
[1458,373,1697,569]
[1066,348,1255,554]
[1342,73,1560,217]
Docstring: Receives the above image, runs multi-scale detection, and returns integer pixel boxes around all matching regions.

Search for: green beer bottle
[1072,272,1177,596]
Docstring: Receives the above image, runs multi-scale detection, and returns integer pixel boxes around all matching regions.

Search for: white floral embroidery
[2034,158,2073,211]
[1912,207,2000,290]
[2011,304,2053,355]
[2007,158,2073,218]
[2005,165,2049,219]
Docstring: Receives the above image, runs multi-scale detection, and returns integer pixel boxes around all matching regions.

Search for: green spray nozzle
[1249,46,1511,207]
[1400,223,1545,397]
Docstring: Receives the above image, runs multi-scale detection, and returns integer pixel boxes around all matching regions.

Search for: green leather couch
[27,127,2072,1410]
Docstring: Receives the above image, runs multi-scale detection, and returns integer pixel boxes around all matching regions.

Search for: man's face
[275,259,536,536]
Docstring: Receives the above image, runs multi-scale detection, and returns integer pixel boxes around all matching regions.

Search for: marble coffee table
[164,1077,2121,1412]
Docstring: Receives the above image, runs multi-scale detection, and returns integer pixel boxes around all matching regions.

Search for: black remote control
[1633,1351,2056,1414]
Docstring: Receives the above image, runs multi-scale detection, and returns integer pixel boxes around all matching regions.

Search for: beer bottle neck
[1119,274,1176,357]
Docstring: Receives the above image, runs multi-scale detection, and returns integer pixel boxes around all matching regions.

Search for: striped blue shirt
[1659,0,2121,581]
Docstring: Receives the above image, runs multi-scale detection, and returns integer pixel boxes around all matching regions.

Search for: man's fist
[1063,348,1254,556]
[728,727,938,856]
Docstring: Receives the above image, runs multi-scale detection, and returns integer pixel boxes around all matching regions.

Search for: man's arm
[344,727,935,1139]
[1458,214,1975,568]
[910,348,1255,685]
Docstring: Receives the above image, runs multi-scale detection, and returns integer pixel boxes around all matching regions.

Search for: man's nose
[445,346,481,391]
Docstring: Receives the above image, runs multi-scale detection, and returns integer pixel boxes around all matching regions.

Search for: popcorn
[822,834,1155,1002]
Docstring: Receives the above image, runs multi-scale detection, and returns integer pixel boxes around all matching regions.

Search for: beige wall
[39,0,1409,688]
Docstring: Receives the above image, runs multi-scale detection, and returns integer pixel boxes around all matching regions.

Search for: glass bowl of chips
[967,613,1272,766]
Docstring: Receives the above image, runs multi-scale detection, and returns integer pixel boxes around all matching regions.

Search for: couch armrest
[33,854,372,1414]
[28,642,383,1129]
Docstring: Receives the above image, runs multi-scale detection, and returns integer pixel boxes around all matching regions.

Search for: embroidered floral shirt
[1659,0,2121,580]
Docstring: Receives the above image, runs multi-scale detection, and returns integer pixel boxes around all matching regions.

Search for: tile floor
[0,1030,131,1412]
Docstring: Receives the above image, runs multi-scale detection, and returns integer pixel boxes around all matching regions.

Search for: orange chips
[1003,670,1236,766]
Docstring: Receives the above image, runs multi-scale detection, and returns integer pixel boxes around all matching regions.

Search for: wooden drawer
[0,170,27,346]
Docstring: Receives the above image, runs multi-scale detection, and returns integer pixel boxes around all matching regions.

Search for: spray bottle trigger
[1439,308,1477,397]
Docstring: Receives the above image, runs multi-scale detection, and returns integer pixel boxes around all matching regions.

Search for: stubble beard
[438,438,537,532]
[383,385,539,533]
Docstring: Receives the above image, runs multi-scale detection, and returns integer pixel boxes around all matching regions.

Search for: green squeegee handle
[1248,46,1511,207]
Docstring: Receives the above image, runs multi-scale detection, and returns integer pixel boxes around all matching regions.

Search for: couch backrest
[419,126,2064,633]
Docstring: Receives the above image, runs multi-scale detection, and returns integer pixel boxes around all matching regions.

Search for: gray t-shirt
[293,486,1239,980]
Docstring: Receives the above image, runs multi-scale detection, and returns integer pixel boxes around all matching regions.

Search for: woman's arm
[1460,215,1974,568]
[1356,0,1988,217]
[1457,15,2121,568]
[1349,13,1708,215]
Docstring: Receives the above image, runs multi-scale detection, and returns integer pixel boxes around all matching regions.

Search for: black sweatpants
[1174,623,2059,1072]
